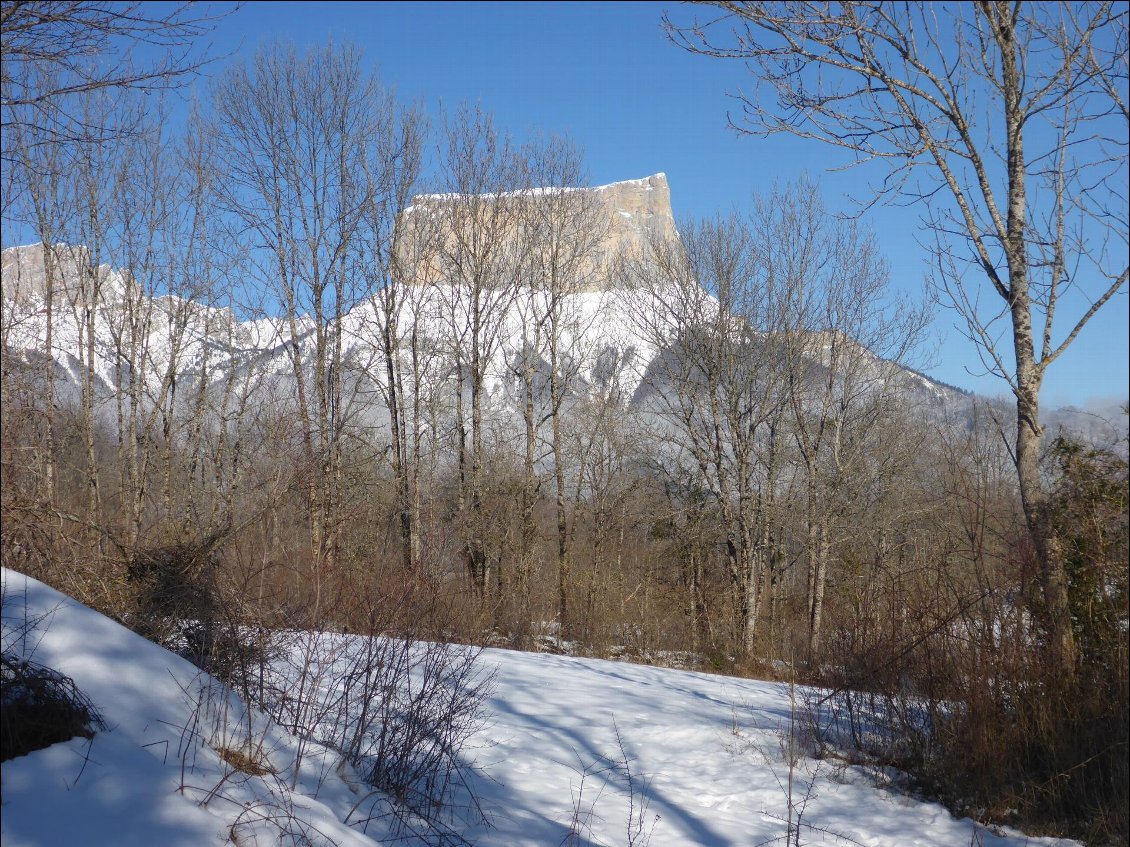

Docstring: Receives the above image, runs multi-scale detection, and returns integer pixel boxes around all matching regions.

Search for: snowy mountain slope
[1,243,297,411]
[1,569,1079,847]
[1,238,962,440]
[1,176,964,420]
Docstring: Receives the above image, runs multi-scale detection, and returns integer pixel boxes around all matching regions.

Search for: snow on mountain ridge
[1,239,960,424]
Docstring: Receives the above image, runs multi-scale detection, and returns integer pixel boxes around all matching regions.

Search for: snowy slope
[0,244,654,412]
[1,569,1076,847]
[1,240,963,439]
[0,569,391,847]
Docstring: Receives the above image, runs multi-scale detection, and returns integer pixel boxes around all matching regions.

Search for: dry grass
[215,744,275,776]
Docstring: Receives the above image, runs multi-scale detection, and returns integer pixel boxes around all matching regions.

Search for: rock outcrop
[1,243,123,305]
[591,173,678,276]
[402,173,678,292]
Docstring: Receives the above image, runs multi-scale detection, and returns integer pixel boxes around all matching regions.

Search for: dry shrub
[819,437,1129,846]
[1,653,106,762]
[1,578,107,764]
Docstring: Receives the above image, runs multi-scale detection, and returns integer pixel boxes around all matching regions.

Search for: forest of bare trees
[2,4,1127,844]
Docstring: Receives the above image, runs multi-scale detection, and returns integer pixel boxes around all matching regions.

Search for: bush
[126,535,273,691]
[818,436,1129,845]
[1,653,106,762]
[254,626,491,845]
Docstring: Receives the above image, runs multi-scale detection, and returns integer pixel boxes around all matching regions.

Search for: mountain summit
[403,174,677,293]
[1,173,965,420]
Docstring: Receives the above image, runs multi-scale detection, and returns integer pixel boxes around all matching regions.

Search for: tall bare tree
[61,88,131,528]
[628,180,925,657]
[427,106,525,602]
[6,106,75,507]
[516,136,610,633]
[666,0,1129,668]
[211,42,395,618]
[628,213,789,654]
[356,96,429,573]
[754,178,927,659]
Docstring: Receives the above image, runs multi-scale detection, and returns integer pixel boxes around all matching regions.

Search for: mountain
[405,173,678,292]
[1,176,965,436]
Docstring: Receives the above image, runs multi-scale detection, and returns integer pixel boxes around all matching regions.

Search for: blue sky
[134,2,1130,408]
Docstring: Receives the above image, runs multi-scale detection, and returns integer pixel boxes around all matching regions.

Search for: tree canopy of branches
[666,0,1129,671]
[1,1,231,155]
[628,178,926,658]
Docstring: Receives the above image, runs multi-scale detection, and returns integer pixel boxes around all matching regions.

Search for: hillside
[1,568,1079,847]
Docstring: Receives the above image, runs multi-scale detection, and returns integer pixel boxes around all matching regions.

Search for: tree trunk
[1015,369,1073,669]
[998,13,1075,672]
[806,521,830,662]
[519,343,537,620]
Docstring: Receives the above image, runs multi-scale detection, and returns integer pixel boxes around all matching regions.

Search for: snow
[407,174,665,207]
[1,241,963,426]
[410,185,583,204]
[1,569,1077,847]
[593,173,665,192]
[460,652,1068,847]
[1,733,230,847]
[0,570,384,847]
[1,242,665,413]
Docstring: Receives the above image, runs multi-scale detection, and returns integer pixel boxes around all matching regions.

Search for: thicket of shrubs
[0,652,106,763]
[817,436,1128,844]
[1,388,1126,843]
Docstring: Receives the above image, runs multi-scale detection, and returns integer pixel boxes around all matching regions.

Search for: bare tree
[666,0,1129,668]
[516,136,611,634]
[102,104,205,548]
[426,106,526,605]
[5,110,76,507]
[627,179,925,658]
[58,88,134,528]
[628,213,789,655]
[211,42,394,621]
[356,96,429,574]
[755,178,927,659]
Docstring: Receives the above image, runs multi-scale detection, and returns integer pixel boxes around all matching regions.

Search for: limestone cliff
[1,243,128,306]
[402,173,678,292]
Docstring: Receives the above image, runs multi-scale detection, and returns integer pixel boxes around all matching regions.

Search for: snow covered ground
[1,569,1077,847]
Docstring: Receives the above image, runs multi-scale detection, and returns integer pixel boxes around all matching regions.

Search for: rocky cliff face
[590,173,678,286]
[0,243,124,305]
[403,174,678,293]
